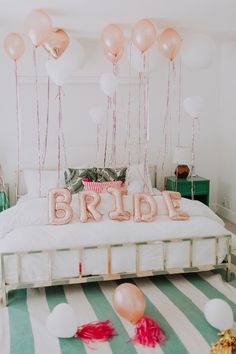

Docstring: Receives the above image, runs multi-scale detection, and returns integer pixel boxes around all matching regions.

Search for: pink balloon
[104,46,124,64]
[158,28,182,61]
[24,9,52,47]
[101,24,124,60]
[132,19,157,53]
[4,33,25,61]
[113,283,145,323]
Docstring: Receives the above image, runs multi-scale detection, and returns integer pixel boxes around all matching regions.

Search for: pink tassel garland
[74,320,116,343]
[130,316,166,348]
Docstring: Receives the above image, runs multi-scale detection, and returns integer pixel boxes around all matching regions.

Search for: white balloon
[46,38,85,86]
[128,43,162,73]
[181,34,215,69]
[204,299,234,331]
[99,73,118,97]
[183,96,204,117]
[46,303,77,338]
[89,106,104,125]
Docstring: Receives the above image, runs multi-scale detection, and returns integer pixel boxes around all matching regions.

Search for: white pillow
[126,164,153,193]
[23,170,65,198]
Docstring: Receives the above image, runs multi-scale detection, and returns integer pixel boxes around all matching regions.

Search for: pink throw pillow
[82,180,123,193]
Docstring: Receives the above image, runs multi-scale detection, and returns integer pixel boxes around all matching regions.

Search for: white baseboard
[216,204,236,224]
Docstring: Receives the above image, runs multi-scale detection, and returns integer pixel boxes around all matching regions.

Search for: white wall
[217,41,236,222]
[0,35,221,207]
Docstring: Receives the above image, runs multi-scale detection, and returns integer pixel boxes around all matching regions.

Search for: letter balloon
[162,191,188,220]
[133,193,157,222]
[107,187,130,221]
[48,188,73,225]
[79,191,102,223]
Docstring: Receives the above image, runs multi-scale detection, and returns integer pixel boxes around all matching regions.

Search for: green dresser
[165,176,210,206]
[0,184,9,212]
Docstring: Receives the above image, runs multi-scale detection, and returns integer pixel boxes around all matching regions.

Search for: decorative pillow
[83,180,123,193]
[64,168,97,194]
[23,169,64,198]
[96,167,127,182]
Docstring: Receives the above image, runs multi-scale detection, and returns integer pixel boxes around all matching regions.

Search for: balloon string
[177,58,182,146]
[42,75,51,168]
[57,86,62,187]
[160,61,171,186]
[103,97,111,167]
[125,43,132,166]
[138,71,142,164]
[143,54,150,193]
[190,117,198,199]
[14,60,21,197]
[111,91,117,165]
[96,124,100,164]
[33,47,41,197]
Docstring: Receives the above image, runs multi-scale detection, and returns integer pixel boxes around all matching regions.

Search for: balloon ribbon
[14,60,21,196]
[33,47,42,196]
[131,316,166,348]
[74,320,116,343]
[211,329,236,354]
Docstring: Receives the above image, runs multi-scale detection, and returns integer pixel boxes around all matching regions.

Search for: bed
[0,188,232,307]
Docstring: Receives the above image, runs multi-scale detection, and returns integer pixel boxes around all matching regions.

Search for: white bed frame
[0,234,232,306]
[0,166,232,306]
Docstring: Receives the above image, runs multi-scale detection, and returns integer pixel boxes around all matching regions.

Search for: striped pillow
[82,180,123,193]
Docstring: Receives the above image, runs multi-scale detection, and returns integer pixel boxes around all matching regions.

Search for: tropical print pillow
[64,168,97,194]
[96,167,127,182]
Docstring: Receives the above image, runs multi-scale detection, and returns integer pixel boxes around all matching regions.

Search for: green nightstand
[165,176,210,206]
[0,184,9,212]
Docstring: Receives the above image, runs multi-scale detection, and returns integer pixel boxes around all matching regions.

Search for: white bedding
[0,194,230,285]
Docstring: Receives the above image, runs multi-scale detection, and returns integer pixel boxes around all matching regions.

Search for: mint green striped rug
[1,254,236,354]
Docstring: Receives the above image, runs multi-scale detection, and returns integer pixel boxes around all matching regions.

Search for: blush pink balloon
[113,283,145,323]
[101,24,124,58]
[4,33,25,61]
[24,9,52,47]
[104,46,124,64]
[158,28,182,61]
[132,19,157,53]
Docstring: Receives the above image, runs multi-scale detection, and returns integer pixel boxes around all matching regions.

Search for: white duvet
[0,194,231,284]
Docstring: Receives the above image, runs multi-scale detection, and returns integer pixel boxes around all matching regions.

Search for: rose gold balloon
[24,9,52,47]
[48,188,73,225]
[101,24,124,57]
[113,283,145,323]
[107,187,130,221]
[133,193,157,222]
[43,29,69,59]
[162,191,188,220]
[132,19,157,53]
[4,32,25,61]
[79,191,102,223]
[158,28,182,61]
[104,46,124,64]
